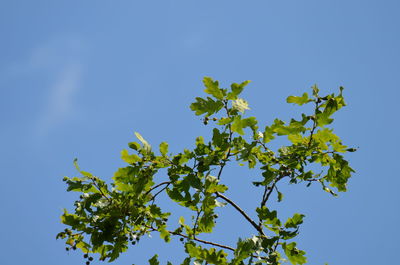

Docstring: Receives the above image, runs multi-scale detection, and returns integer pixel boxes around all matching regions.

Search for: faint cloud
[5,36,87,138]
[4,37,84,78]
[35,63,82,137]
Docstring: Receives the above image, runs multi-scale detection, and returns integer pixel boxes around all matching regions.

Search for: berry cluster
[83,253,94,265]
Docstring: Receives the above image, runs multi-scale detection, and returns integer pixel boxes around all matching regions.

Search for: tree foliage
[57,77,356,264]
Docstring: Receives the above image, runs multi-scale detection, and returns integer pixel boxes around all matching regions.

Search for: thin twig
[192,210,202,238]
[171,231,235,251]
[89,178,112,203]
[146,224,236,252]
[144,181,171,196]
[262,183,276,207]
[151,184,170,202]
[308,101,320,148]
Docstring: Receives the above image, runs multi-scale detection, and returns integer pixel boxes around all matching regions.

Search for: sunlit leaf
[134,132,152,153]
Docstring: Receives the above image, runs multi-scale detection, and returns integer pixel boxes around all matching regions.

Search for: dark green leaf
[148,254,160,265]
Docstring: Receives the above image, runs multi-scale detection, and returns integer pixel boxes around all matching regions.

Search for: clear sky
[1,1,399,264]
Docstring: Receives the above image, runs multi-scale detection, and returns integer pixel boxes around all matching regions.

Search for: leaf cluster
[58,77,356,264]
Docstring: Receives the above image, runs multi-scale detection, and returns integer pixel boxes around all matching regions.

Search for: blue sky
[1,1,399,264]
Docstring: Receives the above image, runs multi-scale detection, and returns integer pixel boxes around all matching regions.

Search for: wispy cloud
[35,62,82,137]
[32,37,85,138]
[2,36,86,138]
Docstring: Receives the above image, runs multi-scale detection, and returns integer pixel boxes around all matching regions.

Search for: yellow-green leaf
[121,149,141,164]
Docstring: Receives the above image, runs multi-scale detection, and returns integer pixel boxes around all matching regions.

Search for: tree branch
[146,224,236,252]
[171,231,235,251]
[215,192,265,236]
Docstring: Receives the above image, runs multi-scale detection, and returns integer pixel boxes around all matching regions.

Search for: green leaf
[217,117,232,125]
[287,93,310,105]
[282,242,307,265]
[316,112,333,127]
[159,142,169,156]
[233,236,262,262]
[128,141,141,150]
[227,80,250,100]
[205,175,228,193]
[277,191,284,202]
[312,84,319,97]
[190,97,224,116]
[185,242,202,259]
[121,149,141,164]
[73,159,93,178]
[263,126,275,143]
[261,165,277,185]
[203,77,224,100]
[179,216,186,226]
[198,211,216,233]
[256,206,281,229]
[159,225,171,242]
[322,98,339,117]
[231,116,257,135]
[148,254,160,265]
[288,134,304,144]
[231,116,245,135]
[181,258,191,265]
[64,178,97,193]
[325,153,355,192]
[284,213,305,228]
